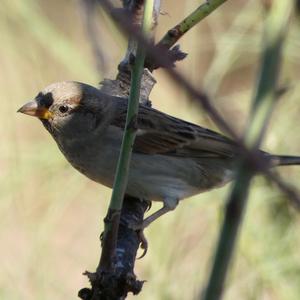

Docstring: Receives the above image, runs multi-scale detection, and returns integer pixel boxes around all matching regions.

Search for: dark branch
[78,1,161,299]
[78,196,149,300]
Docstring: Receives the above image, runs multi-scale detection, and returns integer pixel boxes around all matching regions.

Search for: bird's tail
[270,155,300,166]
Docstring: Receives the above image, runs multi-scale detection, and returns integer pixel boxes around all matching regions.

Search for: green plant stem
[99,0,154,272]
[202,1,295,299]
[157,0,228,49]
[110,0,153,210]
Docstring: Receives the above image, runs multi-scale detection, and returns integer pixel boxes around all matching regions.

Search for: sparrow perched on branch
[18,81,300,228]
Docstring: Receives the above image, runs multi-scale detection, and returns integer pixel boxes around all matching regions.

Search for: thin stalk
[99,0,154,272]
[202,1,295,299]
[110,0,153,210]
[157,0,228,49]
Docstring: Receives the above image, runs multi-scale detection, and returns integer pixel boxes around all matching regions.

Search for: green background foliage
[1,0,300,299]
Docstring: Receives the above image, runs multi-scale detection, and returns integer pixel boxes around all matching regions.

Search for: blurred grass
[1,0,300,299]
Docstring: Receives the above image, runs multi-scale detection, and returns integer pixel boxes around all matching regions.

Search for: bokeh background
[1,0,300,299]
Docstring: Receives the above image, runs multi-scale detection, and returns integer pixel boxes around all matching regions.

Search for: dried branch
[99,0,152,284]
[78,1,157,299]
[78,197,148,300]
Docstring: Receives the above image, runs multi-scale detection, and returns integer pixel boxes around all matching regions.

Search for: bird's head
[18,81,111,140]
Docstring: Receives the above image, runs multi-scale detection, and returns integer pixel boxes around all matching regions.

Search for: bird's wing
[111,100,237,158]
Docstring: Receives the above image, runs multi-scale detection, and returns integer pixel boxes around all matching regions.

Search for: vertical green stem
[202,1,295,299]
[110,0,154,210]
[99,0,154,272]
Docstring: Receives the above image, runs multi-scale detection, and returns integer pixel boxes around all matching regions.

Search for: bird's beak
[17,101,52,120]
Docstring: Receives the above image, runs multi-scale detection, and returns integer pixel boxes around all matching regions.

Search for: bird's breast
[55,126,122,188]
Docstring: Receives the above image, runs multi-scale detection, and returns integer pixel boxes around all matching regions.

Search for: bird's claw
[127,221,148,259]
[137,229,148,259]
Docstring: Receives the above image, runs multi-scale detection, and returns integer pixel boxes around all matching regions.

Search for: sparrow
[18,81,300,228]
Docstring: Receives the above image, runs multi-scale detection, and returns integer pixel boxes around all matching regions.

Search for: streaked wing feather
[111,99,237,158]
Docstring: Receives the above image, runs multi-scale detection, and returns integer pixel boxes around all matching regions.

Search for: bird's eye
[58,105,69,113]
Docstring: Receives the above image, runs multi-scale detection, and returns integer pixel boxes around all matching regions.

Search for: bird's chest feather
[55,126,122,187]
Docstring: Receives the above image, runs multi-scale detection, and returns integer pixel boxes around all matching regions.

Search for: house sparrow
[18,81,300,228]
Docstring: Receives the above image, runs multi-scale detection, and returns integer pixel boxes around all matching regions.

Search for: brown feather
[111,98,237,158]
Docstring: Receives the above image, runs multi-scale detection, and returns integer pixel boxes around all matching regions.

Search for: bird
[18,81,300,229]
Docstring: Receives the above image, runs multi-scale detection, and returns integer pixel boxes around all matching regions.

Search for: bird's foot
[129,198,179,258]
[125,220,148,258]
[137,229,148,259]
